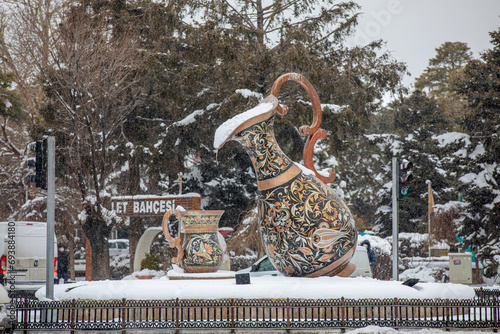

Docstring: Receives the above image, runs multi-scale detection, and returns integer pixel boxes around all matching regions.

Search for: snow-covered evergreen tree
[452,29,500,278]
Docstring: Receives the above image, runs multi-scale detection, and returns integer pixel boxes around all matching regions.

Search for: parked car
[0,221,57,288]
[238,246,372,278]
[108,239,129,256]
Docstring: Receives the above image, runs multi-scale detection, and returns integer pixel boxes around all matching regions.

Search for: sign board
[111,193,201,217]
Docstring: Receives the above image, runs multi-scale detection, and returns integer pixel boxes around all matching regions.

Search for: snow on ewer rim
[213,96,277,149]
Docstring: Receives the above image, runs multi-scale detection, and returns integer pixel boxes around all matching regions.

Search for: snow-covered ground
[36,269,476,301]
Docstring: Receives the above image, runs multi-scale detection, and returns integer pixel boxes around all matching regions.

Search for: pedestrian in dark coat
[361,240,377,271]
[57,243,69,283]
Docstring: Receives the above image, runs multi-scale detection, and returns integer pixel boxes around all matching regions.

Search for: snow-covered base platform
[36,275,475,301]
[167,267,236,280]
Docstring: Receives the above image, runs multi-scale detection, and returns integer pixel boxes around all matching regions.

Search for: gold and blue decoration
[162,209,225,273]
[233,115,357,277]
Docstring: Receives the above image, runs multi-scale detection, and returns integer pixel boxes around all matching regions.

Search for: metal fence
[12,294,499,333]
[8,290,36,303]
[476,287,500,301]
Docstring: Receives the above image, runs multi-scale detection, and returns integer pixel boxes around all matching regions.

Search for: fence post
[445,299,450,329]
[23,299,28,334]
[230,298,234,334]
[341,297,345,329]
[494,297,497,332]
[394,297,398,329]
[121,298,126,334]
[286,298,290,333]
[70,299,75,334]
[175,298,179,334]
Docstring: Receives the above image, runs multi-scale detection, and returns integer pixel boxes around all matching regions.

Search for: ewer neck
[232,115,298,188]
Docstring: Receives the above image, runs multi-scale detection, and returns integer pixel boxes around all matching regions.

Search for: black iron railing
[476,287,500,300]
[7,289,36,303]
[12,295,499,333]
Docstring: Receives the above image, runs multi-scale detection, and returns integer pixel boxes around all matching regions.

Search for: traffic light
[27,138,48,190]
[399,159,413,196]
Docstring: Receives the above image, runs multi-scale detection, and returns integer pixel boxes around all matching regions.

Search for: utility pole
[46,136,55,300]
[426,180,433,258]
[392,157,399,281]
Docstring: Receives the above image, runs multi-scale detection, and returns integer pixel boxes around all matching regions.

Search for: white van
[348,246,372,278]
[238,246,372,278]
[0,221,57,287]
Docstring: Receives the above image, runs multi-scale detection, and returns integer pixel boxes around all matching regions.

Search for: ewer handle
[162,209,184,264]
[270,73,322,136]
[270,73,336,183]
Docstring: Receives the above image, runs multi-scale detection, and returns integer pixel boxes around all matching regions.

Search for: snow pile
[36,275,475,301]
[122,269,166,280]
[400,264,444,283]
[167,264,235,279]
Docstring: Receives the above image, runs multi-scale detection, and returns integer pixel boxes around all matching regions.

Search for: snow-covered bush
[110,253,130,280]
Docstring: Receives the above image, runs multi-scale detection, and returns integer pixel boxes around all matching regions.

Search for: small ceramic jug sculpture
[214,73,357,277]
[162,209,224,273]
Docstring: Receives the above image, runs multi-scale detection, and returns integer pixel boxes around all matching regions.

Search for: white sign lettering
[130,200,175,214]
[112,195,199,217]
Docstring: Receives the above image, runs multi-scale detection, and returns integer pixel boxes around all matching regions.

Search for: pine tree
[371,91,453,235]
[452,29,500,277]
[120,0,407,230]
[415,42,473,131]
[415,42,472,95]
[183,0,407,142]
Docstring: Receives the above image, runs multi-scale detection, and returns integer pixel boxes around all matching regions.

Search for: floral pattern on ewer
[233,116,294,182]
[258,173,357,277]
[182,234,223,268]
[183,214,222,229]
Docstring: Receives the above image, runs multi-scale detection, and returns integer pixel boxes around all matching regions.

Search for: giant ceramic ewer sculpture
[162,209,224,273]
[214,73,357,277]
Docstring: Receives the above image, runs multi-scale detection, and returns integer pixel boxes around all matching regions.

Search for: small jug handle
[270,73,336,183]
[162,209,184,264]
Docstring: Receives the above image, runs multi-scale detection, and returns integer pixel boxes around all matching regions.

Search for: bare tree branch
[41,3,143,280]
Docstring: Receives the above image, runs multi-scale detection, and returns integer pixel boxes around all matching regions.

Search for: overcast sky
[348,0,500,89]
